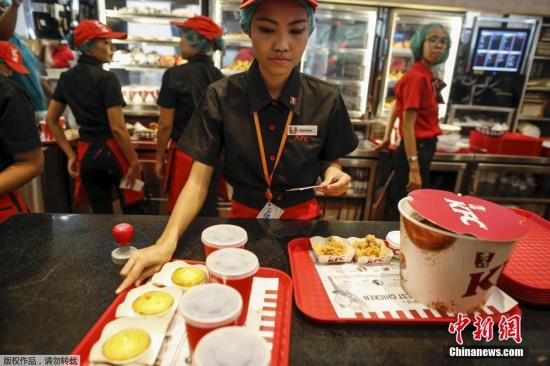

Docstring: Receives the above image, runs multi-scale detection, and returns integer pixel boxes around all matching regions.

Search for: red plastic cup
[192,326,271,366]
[179,283,242,354]
[205,248,259,326]
[201,224,248,258]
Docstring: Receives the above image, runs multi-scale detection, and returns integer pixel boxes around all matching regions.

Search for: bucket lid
[192,326,271,366]
[201,225,248,249]
[407,189,528,242]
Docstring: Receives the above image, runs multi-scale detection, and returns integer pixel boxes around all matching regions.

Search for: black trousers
[385,138,437,221]
[80,141,141,214]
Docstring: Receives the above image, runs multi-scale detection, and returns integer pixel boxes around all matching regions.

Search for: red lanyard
[253,110,293,202]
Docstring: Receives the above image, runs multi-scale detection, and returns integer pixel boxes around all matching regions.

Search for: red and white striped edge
[352,305,503,320]
[246,277,280,351]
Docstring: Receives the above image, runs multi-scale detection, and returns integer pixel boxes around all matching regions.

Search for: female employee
[385,23,450,220]
[156,16,225,215]
[0,41,44,222]
[117,0,358,293]
[46,20,143,214]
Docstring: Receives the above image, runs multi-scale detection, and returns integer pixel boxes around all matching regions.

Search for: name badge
[287,125,318,136]
[257,202,284,219]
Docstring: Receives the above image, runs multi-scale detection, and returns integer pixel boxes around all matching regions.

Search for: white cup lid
[192,326,271,366]
[386,231,401,248]
[201,225,248,249]
[179,284,242,328]
[206,248,260,281]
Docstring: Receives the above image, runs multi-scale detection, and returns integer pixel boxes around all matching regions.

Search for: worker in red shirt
[383,23,451,220]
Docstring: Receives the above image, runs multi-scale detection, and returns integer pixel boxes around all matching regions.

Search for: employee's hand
[116,243,174,293]
[407,163,422,192]
[315,170,351,196]
[67,154,79,178]
[373,138,391,152]
[154,160,164,180]
[124,161,142,188]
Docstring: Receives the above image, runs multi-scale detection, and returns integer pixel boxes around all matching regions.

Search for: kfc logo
[443,198,488,230]
[93,20,111,33]
[475,251,495,268]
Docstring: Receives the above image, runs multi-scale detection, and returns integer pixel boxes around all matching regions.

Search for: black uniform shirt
[52,54,126,141]
[178,60,358,210]
[0,75,41,172]
[157,54,224,141]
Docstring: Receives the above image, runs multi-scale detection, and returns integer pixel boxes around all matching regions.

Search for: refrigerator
[377,9,463,118]
[301,3,378,119]
[211,0,254,75]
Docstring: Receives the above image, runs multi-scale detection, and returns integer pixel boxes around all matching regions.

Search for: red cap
[113,223,134,246]
[0,41,29,74]
[171,16,223,45]
[74,19,127,48]
[240,0,318,9]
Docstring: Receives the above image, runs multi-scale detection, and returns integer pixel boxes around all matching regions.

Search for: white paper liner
[310,251,518,320]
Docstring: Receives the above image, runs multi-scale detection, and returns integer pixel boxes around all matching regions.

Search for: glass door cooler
[302,4,377,119]
[212,0,254,75]
[378,9,463,118]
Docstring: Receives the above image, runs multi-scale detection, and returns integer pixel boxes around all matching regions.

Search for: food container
[348,235,393,265]
[151,260,209,290]
[178,284,243,354]
[398,189,528,313]
[89,317,165,365]
[201,224,248,257]
[192,326,271,366]
[206,248,259,325]
[386,230,401,261]
[115,283,181,325]
[310,236,355,264]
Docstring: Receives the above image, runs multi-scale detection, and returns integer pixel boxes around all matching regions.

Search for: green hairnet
[409,23,451,65]
[180,28,225,55]
[0,0,11,6]
[239,0,315,36]
[79,39,97,53]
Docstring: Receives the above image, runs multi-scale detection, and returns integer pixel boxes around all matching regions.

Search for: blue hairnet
[239,0,315,36]
[180,28,225,55]
[0,0,11,6]
[409,23,451,65]
[9,34,47,111]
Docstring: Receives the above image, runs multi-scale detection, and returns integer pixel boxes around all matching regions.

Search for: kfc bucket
[398,189,528,313]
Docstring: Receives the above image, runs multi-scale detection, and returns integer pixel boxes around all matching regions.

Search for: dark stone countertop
[0,214,548,365]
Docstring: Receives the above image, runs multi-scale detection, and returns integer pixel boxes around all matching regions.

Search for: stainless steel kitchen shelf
[307,46,370,55]
[124,106,160,117]
[391,48,413,57]
[110,63,169,71]
[517,116,550,122]
[525,87,550,92]
[224,38,252,47]
[105,10,184,24]
[113,39,179,46]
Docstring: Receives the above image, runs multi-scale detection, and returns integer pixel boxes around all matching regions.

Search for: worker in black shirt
[0,41,44,222]
[45,20,143,214]
[117,0,358,292]
[156,15,225,215]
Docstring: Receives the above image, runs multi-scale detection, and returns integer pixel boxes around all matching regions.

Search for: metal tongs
[328,276,369,313]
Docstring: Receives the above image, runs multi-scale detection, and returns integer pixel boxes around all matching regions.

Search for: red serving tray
[288,238,522,324]
[498,209,550,305]
[71,262,293,366]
